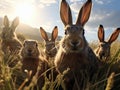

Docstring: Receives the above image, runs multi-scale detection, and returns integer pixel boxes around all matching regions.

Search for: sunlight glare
[15,3,35,24]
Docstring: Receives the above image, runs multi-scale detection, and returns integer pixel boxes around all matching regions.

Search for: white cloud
[70,0,83,2]
[70,0,112,13]
[90,11,109,22]
[95,0,112,5]
[70,2,83,13]
[37,0,57,8]
[0,0,14,18]
[87,10,120,29]
[95,0,104,5]
[0,0,35,18]
[68,0,120,41]
[40,22,55,32]
[40,0,57,4]
[38,3,45,8]
[68,0,120,29]
[39,0,57,8]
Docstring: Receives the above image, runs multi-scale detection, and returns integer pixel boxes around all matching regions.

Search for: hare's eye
[65,30,67,35]
[83,30,85,35]
[100,44,104,47]
[36,43,38,47]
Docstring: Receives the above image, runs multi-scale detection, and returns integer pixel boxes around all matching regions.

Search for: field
[0,38,120,90]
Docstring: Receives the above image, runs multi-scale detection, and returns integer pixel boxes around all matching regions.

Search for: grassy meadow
[0,34,120,90]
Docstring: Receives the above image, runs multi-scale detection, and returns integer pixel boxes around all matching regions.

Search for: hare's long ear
[4,15,9,27]
[23,40,28,47]
[34,40,38,47]
[51,26,58,41]
[60,0,72,26]
[108,28,120,44]
[40,27,49,41]
[98,25,105,42]
[11,17,19,29]
[76,0,92,26]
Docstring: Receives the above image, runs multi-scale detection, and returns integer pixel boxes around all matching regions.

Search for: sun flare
[15,3,35,24]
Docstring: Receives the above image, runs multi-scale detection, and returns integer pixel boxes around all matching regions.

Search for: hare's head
[60,0,92,53]
[40,26,58,56]
[22,40,40,57]
[1,15,19,40]
[96,25,120,59]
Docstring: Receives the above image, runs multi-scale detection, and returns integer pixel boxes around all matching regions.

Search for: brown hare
[20,40,49,89]
[1,15,22,54]
[21,40,40,76]
[54,0,98,90]
[95,24,120,61]
[40,26,58,60]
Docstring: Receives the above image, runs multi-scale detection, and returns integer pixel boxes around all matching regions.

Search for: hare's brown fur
[40,26,58,60]
[54,0,98,90]
[21,40,49,89]
[95,25,120,61]
[55,37,98,90]
[1,15,22,54]
[21,40,40,75]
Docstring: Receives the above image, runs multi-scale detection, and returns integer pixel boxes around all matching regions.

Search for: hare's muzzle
[27,49,33,56]
[70,40,81,50]
[70,41,80,47]
[28,49,32,53]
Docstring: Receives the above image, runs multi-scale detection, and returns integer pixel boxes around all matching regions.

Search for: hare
[1,15,22,54]
[21,40,40,76]
[40,26,58,60]
[20,40,49,89]
[95,25,120,61]
[54,0,98,90]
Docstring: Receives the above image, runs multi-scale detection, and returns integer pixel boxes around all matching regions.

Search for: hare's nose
[101,52,105,56]
[71,41,80,47]
[28,49,32,53]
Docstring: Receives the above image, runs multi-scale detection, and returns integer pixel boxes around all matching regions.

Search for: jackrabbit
[54,0,98,90]
[95,25,120,61]
[40,26,58,60]
[1,15,22,54]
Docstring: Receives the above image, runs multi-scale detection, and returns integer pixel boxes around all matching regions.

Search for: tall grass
[0,41,119,90]
[89,40,120,90]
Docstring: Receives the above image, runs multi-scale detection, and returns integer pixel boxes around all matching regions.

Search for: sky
[0,0,120,42]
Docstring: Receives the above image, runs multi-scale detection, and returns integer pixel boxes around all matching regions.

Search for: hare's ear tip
[40,27,42,29]
[55,26,58,28]
[117,28,120,30]
[88,0,92,2]
[4,15,8,18]
[62,0,66,2]
[99,24,103,28]
[116,28,120,32]
[16,17,19,21]
[16,16,19,19]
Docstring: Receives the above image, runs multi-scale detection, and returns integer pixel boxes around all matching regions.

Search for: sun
[15,3,35,24]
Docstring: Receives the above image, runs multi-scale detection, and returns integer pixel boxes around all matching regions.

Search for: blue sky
[0,0,120,42]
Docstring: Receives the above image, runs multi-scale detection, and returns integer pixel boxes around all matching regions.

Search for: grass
[0,41,120,90]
